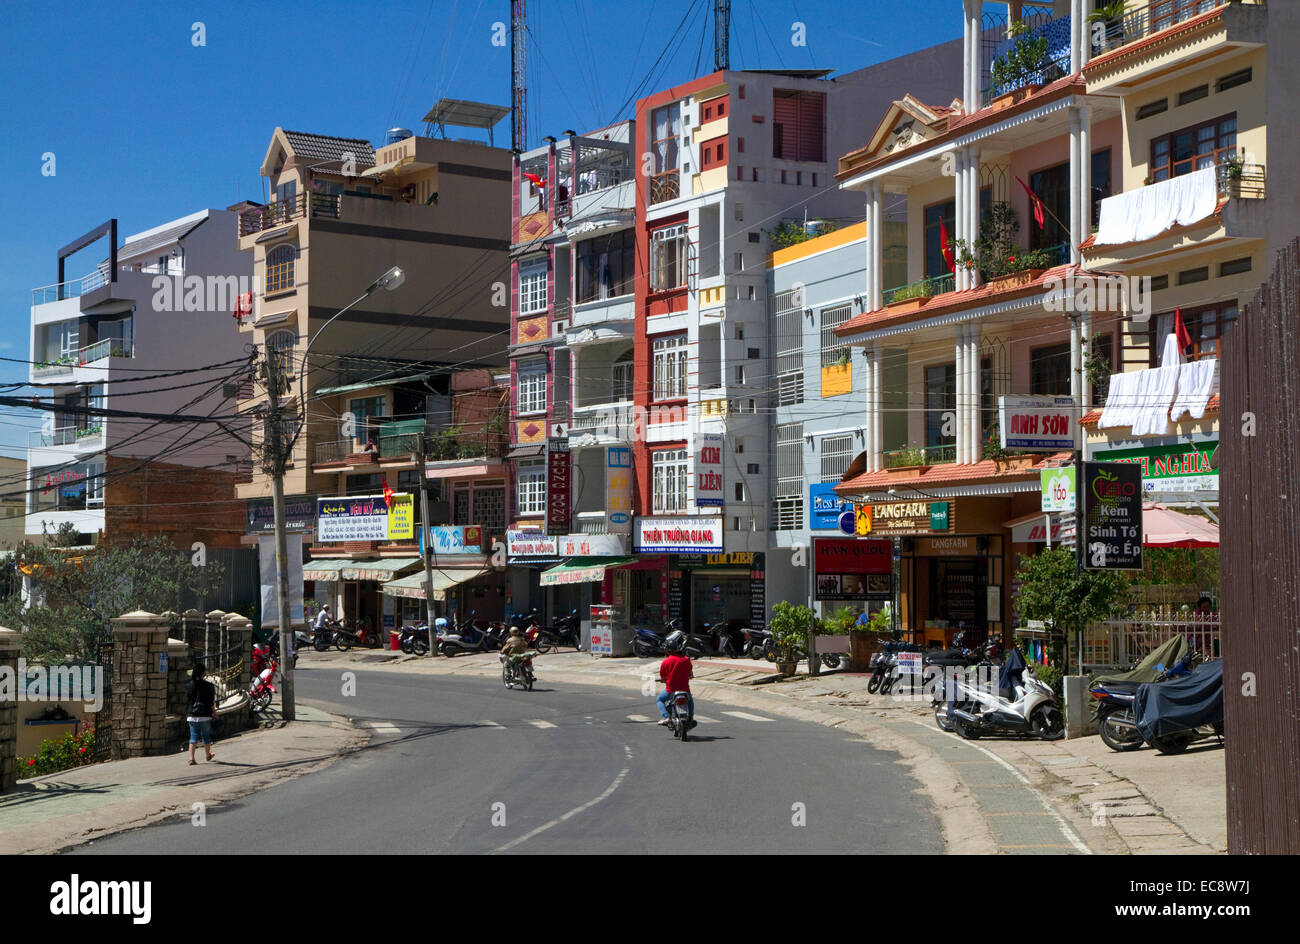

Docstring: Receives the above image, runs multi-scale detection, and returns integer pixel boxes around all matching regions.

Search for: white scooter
[943,649,1064,741]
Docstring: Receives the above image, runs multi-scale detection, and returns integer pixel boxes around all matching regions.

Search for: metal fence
[197,642,245,706]
[1078,613,1221,672]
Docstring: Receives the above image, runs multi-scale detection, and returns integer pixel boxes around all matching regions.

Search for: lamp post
[272,265,405,721]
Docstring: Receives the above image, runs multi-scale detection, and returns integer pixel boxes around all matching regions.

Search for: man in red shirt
[656,633,694,725]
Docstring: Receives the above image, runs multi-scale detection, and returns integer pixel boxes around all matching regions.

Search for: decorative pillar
[204,610,227,666]
[969,325,983,460]
[165,637,192,718]
[0,628,20,792]
[1079,103,1092,257]
[956,325,969,464]
[109,611,172,759]
[1069,107,1082,266]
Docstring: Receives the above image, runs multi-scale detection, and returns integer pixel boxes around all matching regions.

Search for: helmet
[664,630,686,654]
[509,625,523,636]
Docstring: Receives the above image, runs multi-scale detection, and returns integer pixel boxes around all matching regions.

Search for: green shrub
[1032,663,1064,702]
[19,726,98,779]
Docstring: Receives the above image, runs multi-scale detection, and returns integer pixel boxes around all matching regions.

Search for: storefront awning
[382,566,489,601]
[1141,503,1219,548]
[302,559,347,581]
[304,557,422,582]
[539,557,636,587]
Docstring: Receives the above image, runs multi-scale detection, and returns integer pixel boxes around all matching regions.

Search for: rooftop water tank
[386,127,414,146]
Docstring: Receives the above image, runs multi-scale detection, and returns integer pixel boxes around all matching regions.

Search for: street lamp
[271,265,405,721]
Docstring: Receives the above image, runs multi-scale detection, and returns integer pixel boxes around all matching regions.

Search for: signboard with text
[429,525,483,554]
[695,433,724,507]
[546,440,571,536]
[605,446,633,534]
[1078,462,1144,570]
[634,517,723,553]
[864,501,958,536]
[246,494,317,534]
[1093,441,1218,496]
[809,482,851,531]
[507,530,558,557]
[317,495,399,542]
[1041,467,1076,512]
[813,538,892,601]
[999,395,1077,451]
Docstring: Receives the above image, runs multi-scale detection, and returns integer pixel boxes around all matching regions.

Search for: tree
[1013,547,1129,672]
[1,524,226,663]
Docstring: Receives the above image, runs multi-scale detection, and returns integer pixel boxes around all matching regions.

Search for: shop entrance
[689,571,750,633]
[929,558,987,642]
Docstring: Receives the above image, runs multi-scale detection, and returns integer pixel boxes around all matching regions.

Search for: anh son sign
[999,395,1077,451]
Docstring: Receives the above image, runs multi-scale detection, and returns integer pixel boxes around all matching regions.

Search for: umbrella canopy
[1142,502,1219,548]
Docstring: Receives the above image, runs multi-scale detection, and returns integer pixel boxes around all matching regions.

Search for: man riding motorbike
[656,631,695,726]
[501,626,530,656]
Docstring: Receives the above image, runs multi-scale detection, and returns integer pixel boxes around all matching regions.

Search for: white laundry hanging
[1170,357,1219,422]
[1094,167,1218,246]
[1099,370,1140,429]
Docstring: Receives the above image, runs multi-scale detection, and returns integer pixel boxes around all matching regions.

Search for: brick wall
[104,457,245,550]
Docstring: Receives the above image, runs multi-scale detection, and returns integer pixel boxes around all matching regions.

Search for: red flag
[1016,176,1046,230]
[382,475,394,508]
[1174,307,1192,352]
[521,171,546,188]
[939,215,955,273]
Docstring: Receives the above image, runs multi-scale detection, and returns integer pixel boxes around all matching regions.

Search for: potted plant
[990,33,1048,104]
[848,605,894,670]
[768,601,815,677]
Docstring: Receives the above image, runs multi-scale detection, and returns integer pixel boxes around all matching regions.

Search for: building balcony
[237,193,342,238]
[649,171,680,206]
[29,425,104,451]
[568,402,635,444]
[31,338,134,382]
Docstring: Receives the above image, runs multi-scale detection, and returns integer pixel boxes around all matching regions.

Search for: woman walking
[187,664,217,764]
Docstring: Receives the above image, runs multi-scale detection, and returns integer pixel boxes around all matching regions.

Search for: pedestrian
[186,663,216,765]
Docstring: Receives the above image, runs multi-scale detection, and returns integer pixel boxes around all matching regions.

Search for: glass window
[650,224,689,292]
[925,364,955,448]
[1030,342,1072,396]
[651,448,688,513]
[772,289,804,405]
[349,396,386,444]
[516,459,547,515]
[519,265,547,315]
[1150,113,1236,182]
[33,461,105,512]
[612,351,633,402]
[1150,304,1238,365]
[266,244,298,293]
[575,230,635,302]
[652,335,688,400]
[517,361,547,415]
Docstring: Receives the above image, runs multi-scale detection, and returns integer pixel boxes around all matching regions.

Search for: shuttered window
[820,305,851,366]
[771,422,804,531]
[773,288,804,405]
[772,90,825,162]
[821,435,853,483]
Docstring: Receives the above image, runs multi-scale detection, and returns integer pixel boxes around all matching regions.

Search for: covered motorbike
[1134,658,1224,755]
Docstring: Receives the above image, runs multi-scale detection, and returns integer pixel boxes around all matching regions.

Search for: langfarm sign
[998,395,1077,451]
[695,433,724,507]
[864,500,959,536]
[633,517,723,553]
[316,494,411,543]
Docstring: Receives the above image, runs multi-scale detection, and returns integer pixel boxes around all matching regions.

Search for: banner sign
[1093,441,1218,495]
[387,494,414,540]
[558,533,627,556]
[430,525,483,553]
[605,446,633,534]
[546,440,572,536]
[998,395,1077,451]
[317,495,394,542]
[247,494,317,534]
[507,529,558,557]
[809,483,851,531]
[634,517,723,553]
[863,501,958,536]
[1041,467,1076,512]
[695,433,724,507]
[814,538,892,601]
[1078,462,1144,570]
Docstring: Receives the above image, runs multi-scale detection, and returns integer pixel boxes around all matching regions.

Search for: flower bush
[19,726,98,779]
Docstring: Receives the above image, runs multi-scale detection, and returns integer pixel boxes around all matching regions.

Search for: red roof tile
[834,452,1072,496]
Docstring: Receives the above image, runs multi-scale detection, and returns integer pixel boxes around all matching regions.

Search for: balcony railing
[882,273,954,306]
[570,403,635,440]
[29,425,104,449]
[314,439,351,465]
[885,444,956,469]
[238,193,343,237]
[379,432,422,459]
[31,268,112,306]
[649,171,680,206]
[78,338,133,363]
[1217,160,1266,200]
[1091,1,1249,56]
[981,47,1073,108]
[574,511,610,535]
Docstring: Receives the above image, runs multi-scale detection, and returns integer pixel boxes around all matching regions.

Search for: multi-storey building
[232,105,512,630]
[505,50,964,641]
[26,211,251,561]
[830,0,1263,648]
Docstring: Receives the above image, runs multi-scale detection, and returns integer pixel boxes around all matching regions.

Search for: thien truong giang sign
[634,517,723,553]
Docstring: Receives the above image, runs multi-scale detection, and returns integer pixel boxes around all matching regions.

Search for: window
[33,461,105,512]
[1030,342,1072,396]
[650,104,681,203]
[1151,303,1238,365]
[1029,163,1071,252]
[735,482,744,501]
[348,396,386,444]
[266,244,298,294]
[1216,68,1252,93]
[1136,99,1169,121]
[519,264,547,314]
[821,435,853,483]
[925,364,955,448]
[772,288,804,405]
[611,351,633,402]
[346,473,383,496]
[474,486,506,532]
[1220,257,1252,277]
[1150,114,1237,182]
[924,190,992,279]
[772,90,826,162]
[517,360,547,414]
[1179,267,1209,285]
[1150,274,1170,292]
[47,321,79,361]
[575,230,634,302]
[516,459,546,515]
[652,448,688,513]
[737,138,744,154]
[1178,85,1209,106]
[1091,148,1112,228]
[650,224,688,292]
[820,305,851,368]
[734,203,744,221]
[652,335,688,400]
[771,423,803,530]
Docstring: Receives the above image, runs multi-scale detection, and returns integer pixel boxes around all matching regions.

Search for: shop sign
[998,395,1077,451]
[1092,441,1218,495]
[897,651,923,676]
[813,538,892,601]
[430,525,483,553]
[558,533,627,556]
[317,494,398,542]
[864,501,958,536]
[546,440,571,536]
[704,552,754,566]
[507,529,558,557]
[695,433,724,507]
[809,483,851,531]
[247,494,317,534]
[634,517,723,553]
[387,494,414,540]
[1078,462,1143,571]
[1041,467,1076,512]
[913,536,978,556]
[605,446,633,534]
[589,604,614,655]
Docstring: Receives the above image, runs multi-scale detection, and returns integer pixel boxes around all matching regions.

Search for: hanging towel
[1159,332,1185,368]
[1100,370,1140,429]
[1094,167,1218,246]
[1170,357,1219,422]
[1132,363,1181,436]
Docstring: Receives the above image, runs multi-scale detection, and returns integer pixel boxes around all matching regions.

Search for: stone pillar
[204,610,227,667]
[0,628,20,792]
[223,613,253,694]
[182,609,204,655]
[165,638,192,718]
[109,611,172,759]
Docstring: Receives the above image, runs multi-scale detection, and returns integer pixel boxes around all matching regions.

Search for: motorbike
[705,619,745,659]
[1090,646,1200,752]
[664,688,695,742]
[1134,659,1224,755]
[941,648,1064,741]
[925,633,1001,718]
[311,620,335,652]
[501,651,536,691]
[332,618,377,652]
[742,627,771,659]
[265,634,298,670]
[632,618,682,658]
[399,622,430,655]
[248,653,278,712]
[439,613,496,657]
[868,639,922,694]
[534,609,582,652]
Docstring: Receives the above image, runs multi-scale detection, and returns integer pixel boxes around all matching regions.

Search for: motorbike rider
[501,626,530,656]
[313,604,335,643]
[656,631,695,726]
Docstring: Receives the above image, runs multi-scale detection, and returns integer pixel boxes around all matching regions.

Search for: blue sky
[0,0,971,457]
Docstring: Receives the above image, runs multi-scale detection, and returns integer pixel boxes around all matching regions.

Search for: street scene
[0,0,1295,907]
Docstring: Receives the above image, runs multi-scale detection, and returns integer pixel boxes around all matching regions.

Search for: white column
[968,146,980,289]
[1069,107,1082,266]
[953,151,966,293]
[1080,311,1092,411]
[1070,316,1082,405]
[1079,103,1092,254]
[955,325,968,464]
[869,183,884,310]
[1070,0,1082,76]
[969,325,981,462]
[871,346,884,471]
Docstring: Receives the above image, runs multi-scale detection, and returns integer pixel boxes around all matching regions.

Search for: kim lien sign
[1078,461,1143,571]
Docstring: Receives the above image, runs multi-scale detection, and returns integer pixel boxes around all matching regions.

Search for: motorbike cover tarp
[1134,659,1223,741]
[1089,634,1189,687]
[998,646,1026,699]
[924,648,976,666]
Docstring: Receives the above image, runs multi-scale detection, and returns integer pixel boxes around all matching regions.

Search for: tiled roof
[834,452,1072,496]
[1081,394,1219,428]
[282,130,376,168]
[1081,197,1228,252]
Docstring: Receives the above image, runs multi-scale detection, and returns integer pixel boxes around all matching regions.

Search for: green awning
[382,566,489,601]
[302,559,348,581]
[539,557,636,587]
[304,557,422,582]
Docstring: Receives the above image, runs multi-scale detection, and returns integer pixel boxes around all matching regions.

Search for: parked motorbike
[399,623,430,655]
[534,609,582,652]
[311,621,335,652]
[941,648,1064,740]
[1090,647,1200,752]
[866,639,922,694]
[1134,659,1224,755]
[925,633,1000,720]
[332,618,375,652]
[248,653,278,712]
[265,635,298,670]
[501,652,536,691]
[632,618,682,658]
[742,627,771,659]
[440,613,496,657]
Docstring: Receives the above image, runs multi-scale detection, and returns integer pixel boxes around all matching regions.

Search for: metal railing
[1091,1,1252,56]
[1217,160,1266,199]
[649,171,680,206]
[79,338,133,363]
[313,439,351,465]
[197,641,245,706]
[1079,616,1222,672]
[575,511,610,535]
[31,268,112,305]
[379,432,421,458]
[981,47,1073,107]
[238,193,343,237]
[882,273,955,306]
[885,444,956,468]
[29,425,104,449]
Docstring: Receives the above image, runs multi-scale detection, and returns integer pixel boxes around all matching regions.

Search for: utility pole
[714,0,731,71]
[262,344,296,720]
[511,0,527,153]
[418,431,436,644]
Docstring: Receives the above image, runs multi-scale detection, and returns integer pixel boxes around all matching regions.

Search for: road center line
[493,758,632,854]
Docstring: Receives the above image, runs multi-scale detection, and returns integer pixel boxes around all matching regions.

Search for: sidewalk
[322,647,1225,854]
[0,704,361,855]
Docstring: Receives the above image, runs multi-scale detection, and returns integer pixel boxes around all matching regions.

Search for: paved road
[75,662,942,854]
